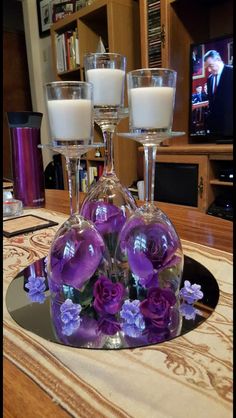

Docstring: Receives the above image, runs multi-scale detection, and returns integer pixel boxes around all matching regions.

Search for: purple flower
[28,292,46,304]
[119,217,180,288]
[51,300,103,347]
[179,280,204,304]
[25,275,46,304]
[120,299,145,337]
[97,314,121,336]
[179,302,200,320]
[143,324,170,344]
[93,276,125,315]
[60,299,82,336]
[49,226,105,290]
[81,201,126,235]
[140,287,176,328]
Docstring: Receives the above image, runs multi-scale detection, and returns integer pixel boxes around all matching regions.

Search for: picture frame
[52,0,76,23]
[37,0,53,38]
[192,44,205,79]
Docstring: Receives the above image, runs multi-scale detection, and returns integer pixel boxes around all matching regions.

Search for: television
[189,35,233,144]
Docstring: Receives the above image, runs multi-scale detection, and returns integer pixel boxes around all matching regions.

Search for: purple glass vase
[7,111,45,208]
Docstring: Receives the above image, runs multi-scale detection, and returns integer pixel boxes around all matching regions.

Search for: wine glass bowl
[43,81,112,312]
[80,53,137,261]
[114,68,184,339]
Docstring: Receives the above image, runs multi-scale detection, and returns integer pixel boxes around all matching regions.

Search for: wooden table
[3,190,233,418]
[45,189,233,253]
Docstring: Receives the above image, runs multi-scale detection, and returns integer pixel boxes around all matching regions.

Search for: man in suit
[192,85,203,103]
[203,50,233,137]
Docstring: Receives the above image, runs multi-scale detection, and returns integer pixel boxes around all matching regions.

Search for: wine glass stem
[102,127,115,176]
[66,157,81,216]
[144,145,157,204]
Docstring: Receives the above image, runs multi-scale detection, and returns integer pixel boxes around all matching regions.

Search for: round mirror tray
[6,255,219,350]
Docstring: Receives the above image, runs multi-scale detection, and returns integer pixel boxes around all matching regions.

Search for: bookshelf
[50,0,141,190]
[138,0,233,217]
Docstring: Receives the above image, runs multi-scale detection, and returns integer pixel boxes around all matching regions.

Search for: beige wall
[21,0,55,168]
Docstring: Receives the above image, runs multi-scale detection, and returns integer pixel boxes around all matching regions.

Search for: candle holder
[42,81,111,306]
[80,53,137,262]
[114,69,185,340]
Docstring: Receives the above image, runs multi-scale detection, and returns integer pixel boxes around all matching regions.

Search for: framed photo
[37,0,53,38]
[192,44,205,79]
[52,0,76,23]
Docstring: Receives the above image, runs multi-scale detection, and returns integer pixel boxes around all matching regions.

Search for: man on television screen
[203,49,233,138]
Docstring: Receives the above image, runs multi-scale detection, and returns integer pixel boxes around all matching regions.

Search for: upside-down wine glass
[42,81,110,312]
[115,69,185,343]
[80,53,137,262]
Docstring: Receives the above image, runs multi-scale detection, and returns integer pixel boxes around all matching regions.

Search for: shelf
[210,180,233,186]
[57,67,80,76]
[51,0,141,189]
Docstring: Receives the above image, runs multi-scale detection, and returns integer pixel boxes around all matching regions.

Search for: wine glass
[115,69,184,341]
[80,53,137,261]
[42,81,111,306]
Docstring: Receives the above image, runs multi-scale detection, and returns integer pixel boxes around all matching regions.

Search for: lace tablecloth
[3,208,233,418]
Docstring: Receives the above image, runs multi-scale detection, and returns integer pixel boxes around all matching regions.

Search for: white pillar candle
[130,87,175,129]
[47,99,92,140]
[86,69,125,106]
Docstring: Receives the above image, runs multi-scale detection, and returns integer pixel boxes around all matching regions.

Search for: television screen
[189,35,233,143]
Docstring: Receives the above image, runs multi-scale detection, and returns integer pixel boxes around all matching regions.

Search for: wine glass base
[39,142,105,158]
[117,131,185,146]
[94,107,128,130]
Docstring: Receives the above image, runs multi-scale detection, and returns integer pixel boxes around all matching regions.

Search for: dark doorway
[3,0,32,179]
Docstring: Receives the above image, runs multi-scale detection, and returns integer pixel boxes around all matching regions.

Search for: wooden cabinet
[139,0,233,146]
[138,144,233,213]
[155,153,208,212]
[50,0,141,189]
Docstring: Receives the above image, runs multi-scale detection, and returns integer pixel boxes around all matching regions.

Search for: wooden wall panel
[3,31,32,179]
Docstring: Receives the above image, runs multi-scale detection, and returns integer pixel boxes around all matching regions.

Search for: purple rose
[140,287,176,328]
[97,314,121,336]
[81,201,126,235]
[93,276,125,315]
[49,226,105,290]
[143,323,170,344]
[119,216,181,288]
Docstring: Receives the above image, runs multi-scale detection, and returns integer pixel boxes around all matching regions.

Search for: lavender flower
[25,275,46,304]
[179,280,204,304]
[179,302,200,320]
[60,299,82,336]
[120,299,145,337]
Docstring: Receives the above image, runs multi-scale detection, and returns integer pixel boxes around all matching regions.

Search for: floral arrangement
[25,269,204,346]
[24,204,204,347]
